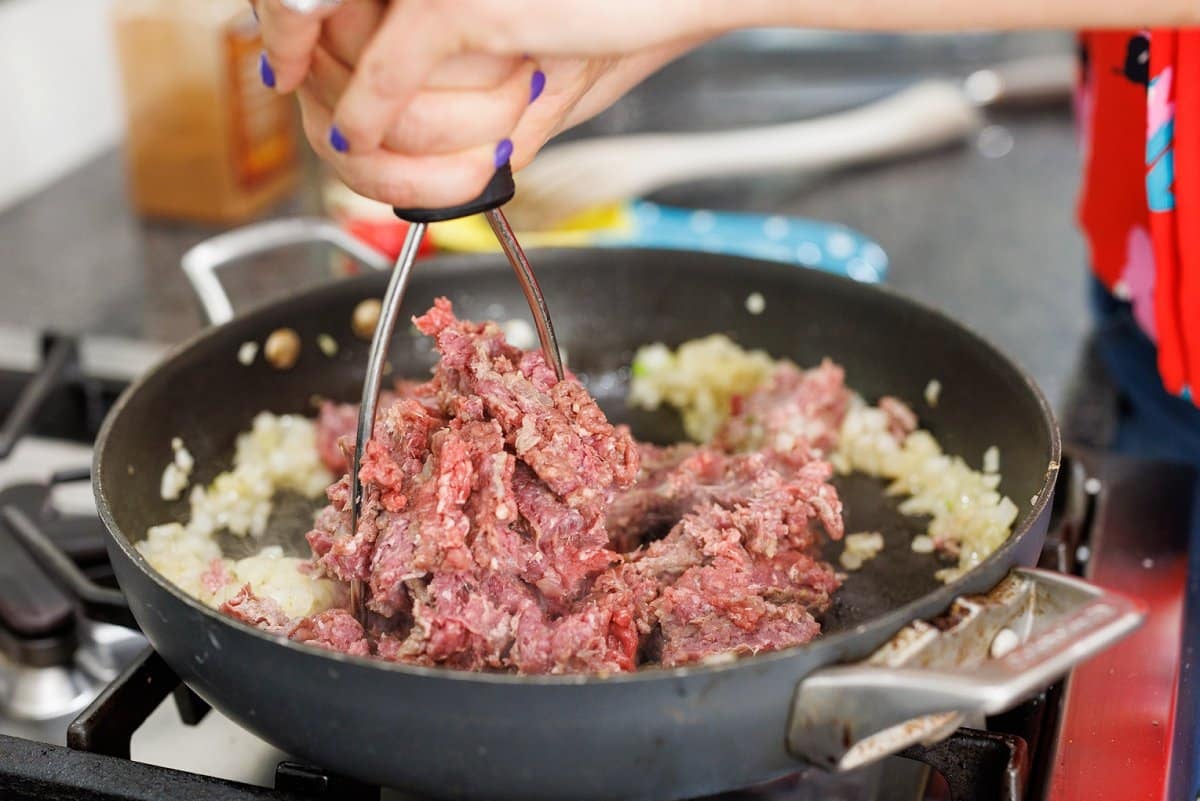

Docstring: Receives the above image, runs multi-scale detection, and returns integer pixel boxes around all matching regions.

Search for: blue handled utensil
[428,200,889,284]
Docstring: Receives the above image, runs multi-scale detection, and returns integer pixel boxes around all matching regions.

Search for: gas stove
[0,329,1193,801]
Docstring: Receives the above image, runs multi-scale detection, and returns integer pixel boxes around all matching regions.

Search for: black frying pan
[92,240,1070,800]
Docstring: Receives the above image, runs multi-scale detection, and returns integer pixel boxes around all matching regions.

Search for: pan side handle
[786,568,1144,771]
[180,217,391,326]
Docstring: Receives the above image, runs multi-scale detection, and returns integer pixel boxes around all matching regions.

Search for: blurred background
[0,0,1084,407]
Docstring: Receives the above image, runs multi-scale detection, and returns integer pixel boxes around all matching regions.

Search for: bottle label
[224,14,296,189]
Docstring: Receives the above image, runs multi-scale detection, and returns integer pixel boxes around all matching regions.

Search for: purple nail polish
[330,126,349,153]
[258,51,275,89]
[529,70,546,103]
[494,139,514,168]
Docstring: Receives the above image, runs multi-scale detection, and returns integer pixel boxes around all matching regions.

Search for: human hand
[255,0,721,207]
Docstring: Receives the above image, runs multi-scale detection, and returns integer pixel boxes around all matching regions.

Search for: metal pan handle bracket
[786,567,1145,771]
[180,217,391,326]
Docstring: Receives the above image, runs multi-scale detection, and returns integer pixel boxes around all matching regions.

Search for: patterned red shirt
[1078,30,1199,405]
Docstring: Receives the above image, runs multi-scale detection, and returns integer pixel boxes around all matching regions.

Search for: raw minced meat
[220,584,292,634]
[608,455,843,666]
[714,359,849,456]
[632,336,1018,586]
[222,299,847,673]
[315,380,441,475]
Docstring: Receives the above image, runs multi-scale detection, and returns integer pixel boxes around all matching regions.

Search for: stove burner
[0,331,114,672]
[0,484,142,739]
[0,621,143,741]
[3,664,95,721]
[0,333,145,740]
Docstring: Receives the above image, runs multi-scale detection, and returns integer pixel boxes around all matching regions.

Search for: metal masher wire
[347,210,563,624]
[485,208,564,381]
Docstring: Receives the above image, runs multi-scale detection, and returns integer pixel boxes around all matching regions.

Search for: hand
[254,0,720,207]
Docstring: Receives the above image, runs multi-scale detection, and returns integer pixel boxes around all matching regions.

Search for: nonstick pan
[78,220,1139,800]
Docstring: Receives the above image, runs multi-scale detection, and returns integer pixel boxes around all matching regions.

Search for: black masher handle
[392,164,515,223]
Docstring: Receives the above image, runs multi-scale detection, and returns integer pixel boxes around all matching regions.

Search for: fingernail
[494,139,513,168]
[258,51,275,89]
[330,125,349,153]
[529,70,546,104]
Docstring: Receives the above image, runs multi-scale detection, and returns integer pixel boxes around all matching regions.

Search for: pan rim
[94,247,1062,687]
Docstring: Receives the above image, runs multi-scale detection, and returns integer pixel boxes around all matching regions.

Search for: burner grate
[902,730,1027,801]
[0,733,298,801]
[67,648,185,760]
[0,332,117,668]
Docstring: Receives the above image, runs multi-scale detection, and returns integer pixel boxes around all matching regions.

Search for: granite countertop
[0,32,1086,408]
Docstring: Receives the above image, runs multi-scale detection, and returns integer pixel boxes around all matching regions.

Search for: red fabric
[1078,29,1198,404]
[1176,33,1200,396]
[1078,32,1150,290]
[1147,30,1184,393]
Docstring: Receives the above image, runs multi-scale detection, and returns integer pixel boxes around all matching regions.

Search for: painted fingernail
[329,125,349,153]
[494,139,514,168]
[529,70,546,103]
[258,51,275,89]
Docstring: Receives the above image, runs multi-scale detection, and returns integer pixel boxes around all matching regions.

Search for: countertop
[0,32,1087,408]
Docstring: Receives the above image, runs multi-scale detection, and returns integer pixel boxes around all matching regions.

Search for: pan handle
[180,217,391,326]
[786,567,1144,771]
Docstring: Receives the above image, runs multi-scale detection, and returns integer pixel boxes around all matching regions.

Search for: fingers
[507,58,603,171]
[318,0,386,69]
[393,68,531,155]
[256,0,343,93]
[320,3,517,92]
[294,0,719,152]
[309,47,537,156]
[422,54,523,91]
[328,1,453,153]
[298,87,501,208]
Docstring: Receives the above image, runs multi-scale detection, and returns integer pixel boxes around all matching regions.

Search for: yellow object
[428,203,633,252]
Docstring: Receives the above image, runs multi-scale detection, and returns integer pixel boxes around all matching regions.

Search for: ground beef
[200,558,232,596]
[290,608,370,656]
[226,299,847,673]
[315,381,441,474]
[878,395,919,441]
[315,401,358,475]
[605,443,839,553]
[714,359,849,456]
[609,456,842,666]
[297,299,638,672]
[221,585,370,655]
[220,584,291,635]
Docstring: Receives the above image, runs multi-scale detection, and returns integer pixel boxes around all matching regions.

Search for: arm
[726,0,1200,30]
[259,0,1185,208]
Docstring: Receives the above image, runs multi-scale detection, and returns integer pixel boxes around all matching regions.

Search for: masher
[347,165,563,624]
